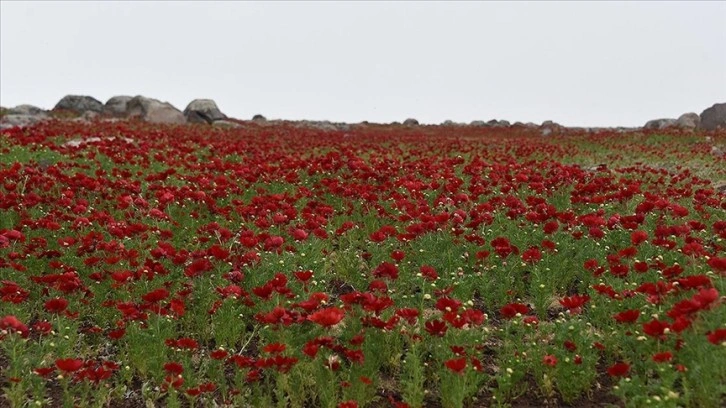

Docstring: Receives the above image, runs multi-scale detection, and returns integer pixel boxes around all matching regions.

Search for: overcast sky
[1,1,725,127]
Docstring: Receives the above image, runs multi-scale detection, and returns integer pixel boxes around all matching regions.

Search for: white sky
[1,1,725,127]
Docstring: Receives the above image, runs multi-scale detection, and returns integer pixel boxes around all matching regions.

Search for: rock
[252,114,267,122]
[0,114,48,130]
[73,111,100,123]
[295,120,349,132]
[540,120,563,136]
[53,95,104,113]
[487,119,510,127]
[700,103,726,130]
[103,96,133,116]
[213,120,242,129]
[644,118,676,130]
[674,112,700,130]
[403,118,419,126]
[470,120,489,127]
[7,104,45,115]
[64,136,134,148]
[183,99,226,124]
[126,96,186,125]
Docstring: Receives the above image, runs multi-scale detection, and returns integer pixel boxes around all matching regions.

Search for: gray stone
[0,113,49,130]
[7,104,45,115]
[700,103,726,130]
[213,120,242,129]
[252,114,267,122]
[126,96,186,124]
[470,120,489,127]
[487,119,510,127]
[72,111,100,123]
[541,128,553,137]
[675,112,700,130]
[103,96,133,116]
[644,118,677,130]
[183,99,227,124]
[54,95,104,113]
[403,118,419,126]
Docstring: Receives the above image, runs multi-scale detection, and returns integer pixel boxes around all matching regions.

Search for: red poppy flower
[308,307,345,327]
[652,351,673,363]
[542,354,558,367]
[630,230,648,245]
[500,303,529,319]
[607,361,630,377]
[56,358,84,373]
[44,297,69,314]
[707,328,726,345]
[210,349,229,360]
[420,265,438,281]
[643,319,669,338]
[372,262,399,280]
[424,319,448,337]
[141,288,169,303]
[0,315,29,338]
[613,309,640,323]
[263,343,287,354]
[444,357,467,374]
[559,294,589,314]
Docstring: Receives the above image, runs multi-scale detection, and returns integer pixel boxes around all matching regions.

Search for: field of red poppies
[1,119,724,408]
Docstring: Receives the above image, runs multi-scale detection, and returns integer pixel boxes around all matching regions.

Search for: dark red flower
[308,307,345,327]
[56,358,84,373]
[419,265,438,281]
[372,262,399,280]
[44,297,69,314]
[0,315,29,338]
[652,351,673,363]
[424,319,448,337]
[630,230,648,245]
[607,361,630,377]
[444,357,467,374]
[141,288,169,303]
[559,294,589,314]
[542,354,558,367]
[707,328,726,345]
[643,319,669,338]
[500,302,529,319]
[613,309,640,323]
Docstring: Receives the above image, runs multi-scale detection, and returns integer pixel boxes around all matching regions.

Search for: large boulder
[700,103,726,130]
[103,96,133,116]
[0,114,48,130]
[487,119,510,127]
[540,120,564,136]
[470,120,490,127]
[7,104,45,116]
[403,118,419,126]
[1,104,49,130]
[252,114,267,122]
[183,99,227,124]
[53,95,104,113]
[126,96,186,124]
[213,120,243,129]
[675,112,700,130]
[644,118,676,130]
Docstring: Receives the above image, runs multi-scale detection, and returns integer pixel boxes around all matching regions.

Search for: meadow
[1,120,724,407]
